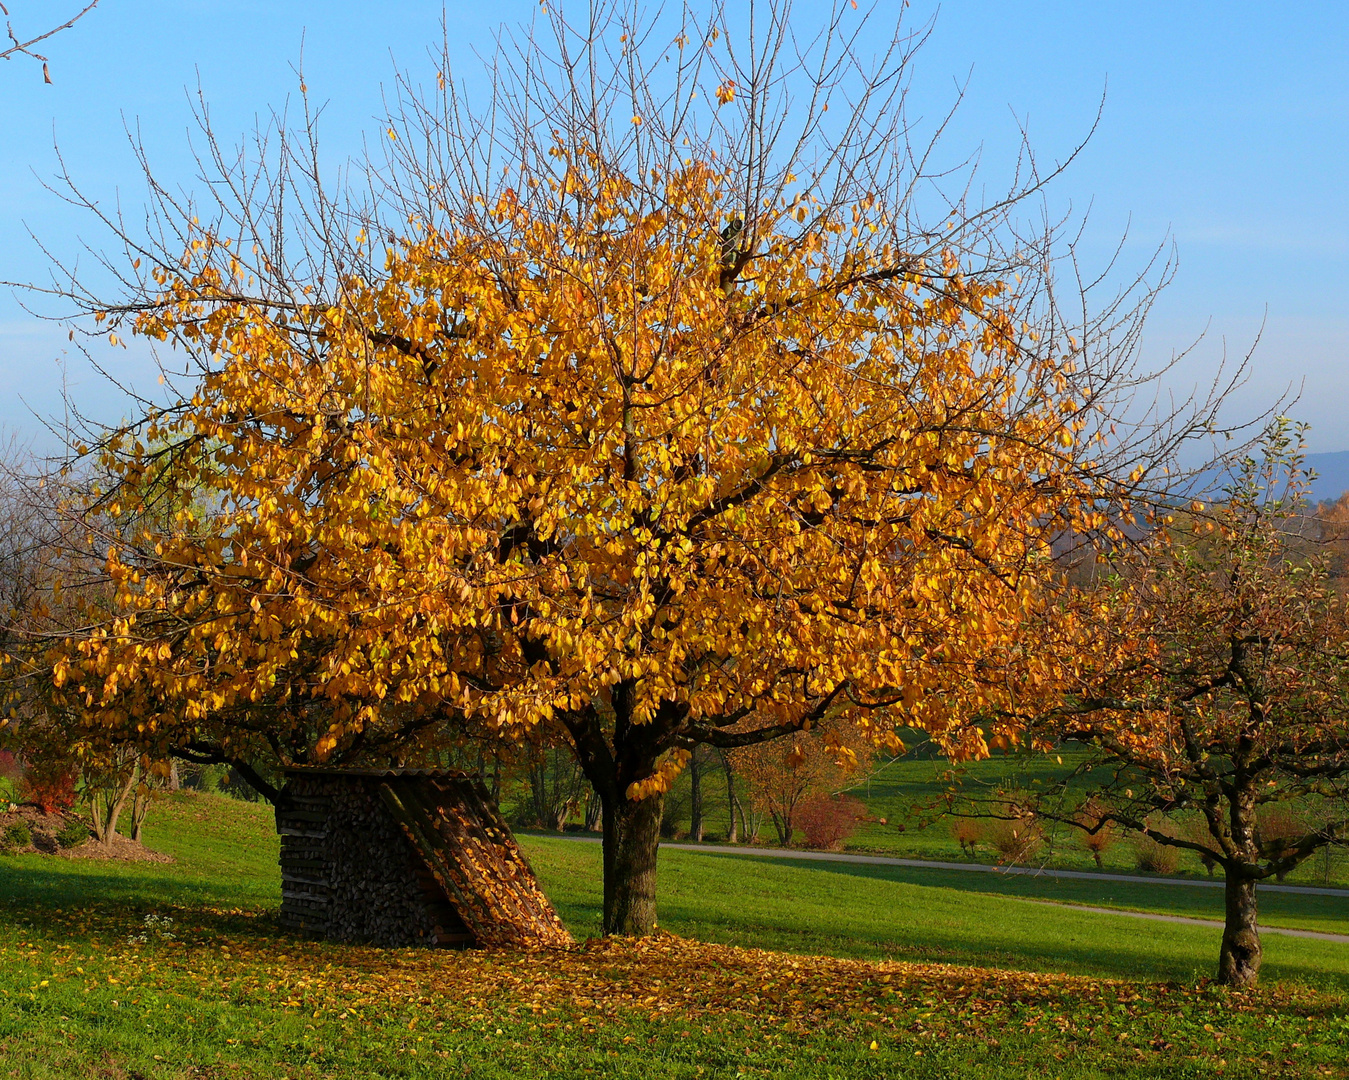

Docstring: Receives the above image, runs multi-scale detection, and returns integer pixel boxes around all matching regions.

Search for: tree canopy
[11,0,1241,935]
[1005,425,1349,987]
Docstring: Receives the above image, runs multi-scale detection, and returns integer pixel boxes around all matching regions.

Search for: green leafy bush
[178,762,229,794]
[55,819,90,849]
[0,820,28,855]
[3,822,32,850]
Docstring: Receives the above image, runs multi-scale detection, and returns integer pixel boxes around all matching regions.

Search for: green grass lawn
[1,792,280,911]
[1,792,1347,1078]
[522,838,1349,993]
[640,845,1349,937]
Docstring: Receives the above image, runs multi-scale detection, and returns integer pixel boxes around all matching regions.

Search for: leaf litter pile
[2,905,1347,1078]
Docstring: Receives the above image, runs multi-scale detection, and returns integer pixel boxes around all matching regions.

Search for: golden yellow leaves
[714,80,736,105]
[40,147,1127,780]
[626,749,691,801]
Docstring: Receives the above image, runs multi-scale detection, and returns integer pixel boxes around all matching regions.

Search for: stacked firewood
[277,789,333,937]
[278,775,441,947]
[277,769,571,951]
[325,782,443,946]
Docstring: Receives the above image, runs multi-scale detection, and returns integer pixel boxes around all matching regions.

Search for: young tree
[688,745,706,843]
[1017,426,1349,987]
[0,447,86,803]
[83,744,140,845]
[1314,491,1349,578]
[526,745,588,831]
[717,748,740,843]
[26,1,1239,936]
[733,728,866,846]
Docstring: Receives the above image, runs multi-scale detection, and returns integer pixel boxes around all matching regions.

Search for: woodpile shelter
[277,768,572,950]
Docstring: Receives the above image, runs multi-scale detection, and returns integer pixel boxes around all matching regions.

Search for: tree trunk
[602,791,663,936]
[583,788,602,832]
[1218,873,1262,987]
[92,766,138,845]
[742,798,758,844]
[99,785,130,843]
[689,748,704,842]
[552,800,572,833]
[722,751,738,844]
[130,790,149,843]
[529,758,547,827]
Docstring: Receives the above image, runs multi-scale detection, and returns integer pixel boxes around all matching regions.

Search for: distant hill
[1306,452,1349,505]
[1188,451,1349,507]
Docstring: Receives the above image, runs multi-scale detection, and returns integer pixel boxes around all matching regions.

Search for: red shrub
[794,795,866,850]
[1080,827,1115,869]
[18,767,77,813]
[0,751,18,780]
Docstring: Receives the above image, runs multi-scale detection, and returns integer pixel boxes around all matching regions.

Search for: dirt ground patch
[0,806,171,862]
[1,805,85,853]
[59,832,173,863]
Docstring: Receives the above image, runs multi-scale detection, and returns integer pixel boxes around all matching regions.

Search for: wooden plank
[280,873,327,887]
[281,888,331,902]
[276,810,329,824]
[424,777,571,946]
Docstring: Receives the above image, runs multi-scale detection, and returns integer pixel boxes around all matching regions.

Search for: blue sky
[1,1,1346,454]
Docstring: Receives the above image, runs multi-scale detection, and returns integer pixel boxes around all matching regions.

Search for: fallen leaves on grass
[0,908,1334,1026]
[3,906,1347,1077]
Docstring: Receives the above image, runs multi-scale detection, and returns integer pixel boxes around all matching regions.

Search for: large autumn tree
[21,1,1239,935]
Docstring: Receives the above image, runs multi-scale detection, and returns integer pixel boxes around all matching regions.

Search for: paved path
[554,835,1349,898]
[1015,900,1349,944]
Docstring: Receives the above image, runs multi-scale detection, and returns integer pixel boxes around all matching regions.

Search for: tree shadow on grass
[660,851,1349,995]
[0,858,283,947]
[0,855,260,902]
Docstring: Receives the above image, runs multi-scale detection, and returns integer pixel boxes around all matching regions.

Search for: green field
[1,792,1347,1078]
[653,744,1349,889]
